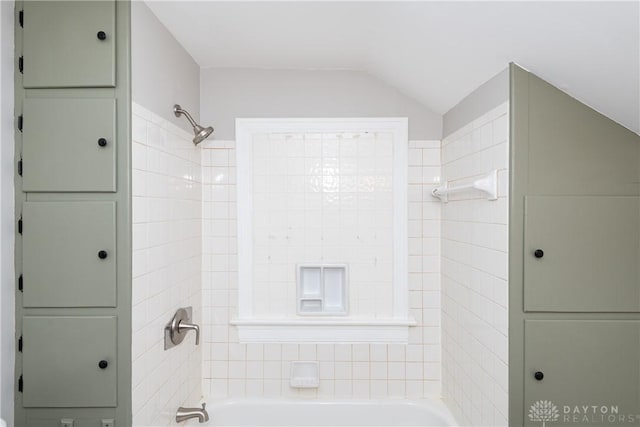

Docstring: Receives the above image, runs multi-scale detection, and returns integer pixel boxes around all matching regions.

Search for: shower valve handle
[166,307,200,349]
[178,320,200,345]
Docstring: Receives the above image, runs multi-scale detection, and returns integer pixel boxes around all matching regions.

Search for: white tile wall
[132,103,203,426]
[251,132,395,318]
[440,103,509,426]
[131,103,509,418]
[201,138,442,400]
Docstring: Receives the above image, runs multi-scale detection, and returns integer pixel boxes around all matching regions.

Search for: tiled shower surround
[201,138,443,399]
[132,104,203,426]
[441,103,510,426]
[130,107,510,424]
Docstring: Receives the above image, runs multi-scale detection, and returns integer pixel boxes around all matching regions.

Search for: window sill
[230,318,417,343]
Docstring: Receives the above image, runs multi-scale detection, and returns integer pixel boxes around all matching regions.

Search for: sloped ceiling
[146,1,640,134]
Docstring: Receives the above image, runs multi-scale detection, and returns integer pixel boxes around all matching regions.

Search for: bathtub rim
[200,397,458,426]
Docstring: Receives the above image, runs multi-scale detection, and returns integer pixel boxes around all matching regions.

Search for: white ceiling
[146,1,640,134]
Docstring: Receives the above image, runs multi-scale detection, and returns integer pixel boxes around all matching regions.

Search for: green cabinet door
[22,316,117,407]
[22,1,116,88]
[22,98,116,192]
[524,320,640,426]
[22,202,116,307]
[524,196,640,312]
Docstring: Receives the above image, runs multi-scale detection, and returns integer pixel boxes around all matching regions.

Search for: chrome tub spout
[176,403,209,423]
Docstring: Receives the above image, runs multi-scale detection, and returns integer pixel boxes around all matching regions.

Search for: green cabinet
[524,196,640,312]
[22,98,116,192]
[15,1,131,425]
[22,202,116,307]
[22,1,116,88]
[511,65,640,426]
[524,320,640,426]
[22,316,117,407]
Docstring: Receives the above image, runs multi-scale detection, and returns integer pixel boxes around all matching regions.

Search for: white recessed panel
[300,267,322,297]
[297,265,347,315]
[322,267,346,313]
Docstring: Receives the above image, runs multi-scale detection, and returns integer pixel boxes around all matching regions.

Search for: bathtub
[194,399,457,426]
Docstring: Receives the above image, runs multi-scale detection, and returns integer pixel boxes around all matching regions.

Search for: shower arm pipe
[173,105,199,128]
[172,104,214,145]
[431,169,498,203]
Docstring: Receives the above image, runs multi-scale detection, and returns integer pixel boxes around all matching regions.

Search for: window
[233,118,414,343]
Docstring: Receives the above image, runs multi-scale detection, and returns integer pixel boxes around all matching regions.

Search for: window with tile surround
[235,118,413,342]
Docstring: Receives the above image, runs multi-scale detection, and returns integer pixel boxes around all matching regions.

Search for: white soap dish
[290,361,319,388]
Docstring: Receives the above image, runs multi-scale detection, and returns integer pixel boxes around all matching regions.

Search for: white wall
[131,104,202,426]
[200,138,443,400]
[440,102,509,426]
[132,2,200,133]
[0,1,15,425]
[443,69,509,138]
[200,68,443,141]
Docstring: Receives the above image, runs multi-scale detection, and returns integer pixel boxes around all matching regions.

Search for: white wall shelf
[230,318,417,343]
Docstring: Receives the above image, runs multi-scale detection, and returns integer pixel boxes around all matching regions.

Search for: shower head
[173,104,214,145]
[192,124,214,145]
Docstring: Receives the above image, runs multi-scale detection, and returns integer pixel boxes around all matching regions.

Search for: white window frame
[234,118,413,343]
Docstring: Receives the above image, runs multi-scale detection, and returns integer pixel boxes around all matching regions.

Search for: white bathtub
[195,399,457,426]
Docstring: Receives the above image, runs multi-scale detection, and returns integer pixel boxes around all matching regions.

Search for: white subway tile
[131,103,202,423]
[441,103,509,425]
[334,380,353,397]
[352,380,370,398]
[370,380,387,398]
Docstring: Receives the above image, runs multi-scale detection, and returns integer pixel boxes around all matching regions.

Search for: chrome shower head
[192,124,214,145]
[173,104,214,145]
